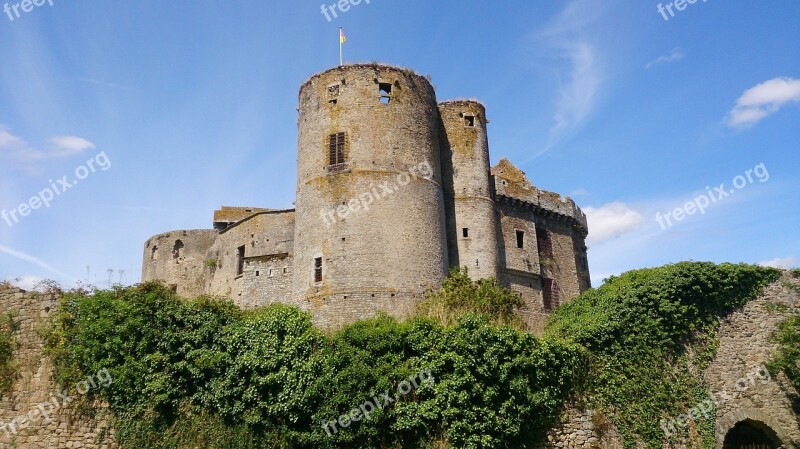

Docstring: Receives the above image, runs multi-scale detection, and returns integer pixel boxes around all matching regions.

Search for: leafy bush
[417,267,525,327]
[47,281,580,449]
[545,262,780,448]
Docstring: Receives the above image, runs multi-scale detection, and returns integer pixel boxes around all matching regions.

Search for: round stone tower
[438,100,500,280]
[293,64,448,315]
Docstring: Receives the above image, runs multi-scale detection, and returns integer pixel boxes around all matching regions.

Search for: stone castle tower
[142,64,591,329]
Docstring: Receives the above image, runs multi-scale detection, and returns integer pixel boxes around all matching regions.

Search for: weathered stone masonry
[0,286,115,449]
[142,63,591,330]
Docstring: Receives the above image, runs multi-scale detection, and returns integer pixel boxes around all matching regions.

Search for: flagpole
[339,27,343,66]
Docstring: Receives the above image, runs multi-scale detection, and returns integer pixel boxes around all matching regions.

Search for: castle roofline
[299,63,431,94]
[491,158,588,233]
[438,99,486,108]
[218,208,295,234]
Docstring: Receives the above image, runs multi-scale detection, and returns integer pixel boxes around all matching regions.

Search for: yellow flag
[340,28,347,44]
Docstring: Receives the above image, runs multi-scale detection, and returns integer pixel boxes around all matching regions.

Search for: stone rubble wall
[0,285,116,449]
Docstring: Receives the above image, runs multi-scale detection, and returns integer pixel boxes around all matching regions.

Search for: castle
[142,64,591,329]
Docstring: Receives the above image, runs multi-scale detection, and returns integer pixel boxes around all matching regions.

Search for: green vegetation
[46,281,581,449]
[0,312,17,392]
[545,262,780,448]
[416,267,525,327]
[768,315,800,412]
[44,262,782,449]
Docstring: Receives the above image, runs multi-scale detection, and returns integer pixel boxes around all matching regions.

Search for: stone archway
[716,409,792,449]
[722,419,782,449]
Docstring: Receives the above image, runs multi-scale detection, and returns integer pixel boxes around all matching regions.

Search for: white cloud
[6,275,44,291]
[758,256,800,269]
[527,0,604,159]
[50,135,95,157]
[726,77,800,128]
[585,202,645,246]
[0,125,95,166]
[645,47,685,69]
[552,42,601,135]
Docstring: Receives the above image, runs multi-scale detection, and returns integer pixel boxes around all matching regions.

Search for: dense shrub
[545,262,780,448]
[47,282,580,449]
[417,267,525,327]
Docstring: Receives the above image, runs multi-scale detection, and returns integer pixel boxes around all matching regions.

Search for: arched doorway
[722,419,782,449]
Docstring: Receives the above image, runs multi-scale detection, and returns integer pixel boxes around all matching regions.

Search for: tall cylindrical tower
[293,64,448,310]
[439,100,500,280]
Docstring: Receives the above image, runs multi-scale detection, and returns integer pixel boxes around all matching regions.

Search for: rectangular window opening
[516,230,525,249]
[462,228,469,238]
[314,257,323,283]
[328,132,347,168]
[237,246,245,276]
[379,82,392,104]
[464,115,476,127]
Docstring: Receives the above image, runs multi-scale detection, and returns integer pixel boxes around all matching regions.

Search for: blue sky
[1,0,798,289]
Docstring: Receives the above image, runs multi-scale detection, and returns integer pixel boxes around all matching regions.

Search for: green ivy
[545,262,780,448]
[0,312,17,392]
[768,315,800,413]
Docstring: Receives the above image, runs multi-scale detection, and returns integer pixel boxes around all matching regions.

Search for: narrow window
[536,228,553,259]
[516,230,525,249]
[283,267,288,275]
[462,228,469,238]
[379,82,392,104]
[255,271,260,277]
[269,268,274,278]
[150,246,158,261]
[543,278,560,310]
[237,245,245,276]
[464,115,476,127]
[328,132,347,169]
[314,257,323,282]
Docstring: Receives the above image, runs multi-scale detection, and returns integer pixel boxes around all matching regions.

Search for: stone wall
[142,229,217,298]
[206,210,296,302]
[707,272,800,448]
[0,286,116,449]
[532,274,800,449]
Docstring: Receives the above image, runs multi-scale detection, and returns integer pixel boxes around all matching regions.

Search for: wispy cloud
[0,126,95,168]
[530,0,605,158]
[726,77,800,128]
[584,202,644,247]
[758,256,800,269]
[0,244,75,282]
[50,135,96,157]
[645,47,685,69]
